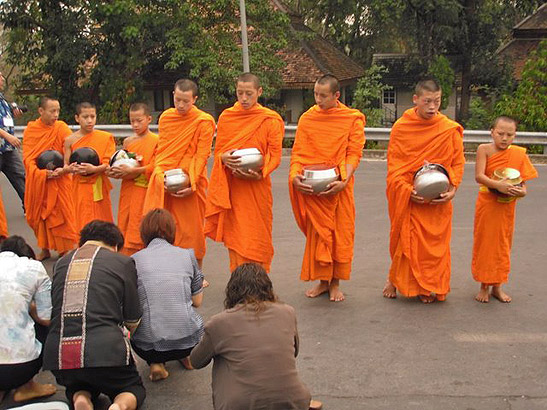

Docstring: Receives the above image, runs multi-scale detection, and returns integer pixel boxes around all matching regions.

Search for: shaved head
[39,96,58,109]
[415,77,441,96]
[491,115,518,129]
[315,74,340,94]
[130,102,150,116]
[174,79,198,98]
[75,102,95,115]
[237,72,261,89]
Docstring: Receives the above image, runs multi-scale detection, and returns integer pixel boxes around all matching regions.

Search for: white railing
[13,125,547,154]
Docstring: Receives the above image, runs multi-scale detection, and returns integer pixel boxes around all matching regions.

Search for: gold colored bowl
[492,167,522,185]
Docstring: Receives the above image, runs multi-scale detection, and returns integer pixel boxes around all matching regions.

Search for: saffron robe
[70,130,116,232]
[117,132,159,255]
[387,108,464,299]
[0,189,7,238]
[23,119,77,252]
[205,103,284,272]
[471,145,537,285]
[288,102,365,281]
[142,107,215,259]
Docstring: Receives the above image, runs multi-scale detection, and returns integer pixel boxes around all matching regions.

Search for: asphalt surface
[1,157,546,410]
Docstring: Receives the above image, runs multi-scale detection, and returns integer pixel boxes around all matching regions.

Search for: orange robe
[471,145,537,285]
[23,119,77,252]
[205,103,284,272]
[142,106,215,260]
[0,189,7,238]
[117,132,159,256]
[70,130,115,232]
[387,108,464,300]
[288,102,365,281]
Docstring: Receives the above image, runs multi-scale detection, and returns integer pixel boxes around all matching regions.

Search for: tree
[494,40,547,132]
[352,64,391,127]
[427,55,455,110]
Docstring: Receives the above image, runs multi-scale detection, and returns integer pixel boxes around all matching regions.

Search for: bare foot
[418,294,436,304]
[149,363,169,381]
[382,280,397,298]
[37,249,51,261]
[475,284,490,303]
[203,279,210,288]
[328,280,345,302]
[305,281,329,298]
[179,356,193,370]
[309,399,323,410]
[491,286,511,303]
[73,391,93,410]
[13,380,56,402]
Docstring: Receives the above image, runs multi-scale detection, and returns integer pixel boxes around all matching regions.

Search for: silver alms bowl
[110,149,139,168]
[302,165,339,193]
[164,169,190,192]
[232,148,264,172]
[413,163,450,200]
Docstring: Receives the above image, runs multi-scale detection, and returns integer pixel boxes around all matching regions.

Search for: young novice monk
[64,102,115,232]
[472,116,538,303]
[205,73,284,273]
[23,96,77,260]
[107,103,158,256]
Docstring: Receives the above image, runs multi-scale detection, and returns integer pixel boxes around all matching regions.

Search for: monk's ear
[412,94,418,105]
[257,87,263,97]
[192,95,198,104]
[334,90,340,100]
[38,107,45,116]
[74,114,79,123]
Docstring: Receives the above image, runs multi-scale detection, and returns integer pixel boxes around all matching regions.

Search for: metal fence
[13,124,547,154]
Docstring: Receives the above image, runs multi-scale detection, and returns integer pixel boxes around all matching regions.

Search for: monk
[23,96,77,260]
[142,79,215,268]
[383,77,464,303]
[107,103,158,256]
[472,116,538,303]
[289,74,365,302]
[64,102,115,232]
[205,73,284,273]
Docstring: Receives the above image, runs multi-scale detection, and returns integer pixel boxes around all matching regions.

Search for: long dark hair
[0,235,36,259]
[224,263,277,312]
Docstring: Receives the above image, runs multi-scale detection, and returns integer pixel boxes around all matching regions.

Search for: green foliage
[352,64,391,127]
[494,40,547,132]
[427,55,454,110]
[466,97,493,130]
[0,0,289,122]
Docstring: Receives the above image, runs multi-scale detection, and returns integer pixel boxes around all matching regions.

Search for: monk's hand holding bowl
[292,175,314,195]
[410,190,426,204]
[221,150,241,171]
[507,184,526,198]
[109,164,137,180]
[430,185,456,204]
[170,186,193,198]
[232,168,262,180]
[318,180,347,196]
[46,169,58,179]
[75,162,98,176]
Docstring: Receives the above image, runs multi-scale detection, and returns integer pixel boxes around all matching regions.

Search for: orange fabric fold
[205,102,284,268]
[71,130,115,232]
[142,107,215,258]
[23,119,77,252]
[471,145,538,285]
[117,132,159,255]
[288,102,365,281]
[387,108,464,297]
[0,188,7,238]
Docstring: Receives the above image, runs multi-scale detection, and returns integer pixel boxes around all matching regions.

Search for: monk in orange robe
[107,103,158,256]
[23,97,77,260]
[383,78,465,303]
[205,73,284,273]
[472,116,538,303]
[64,102,115,233]
[0,189,7,239]
[143,79,215,265]
[289,74,365,302]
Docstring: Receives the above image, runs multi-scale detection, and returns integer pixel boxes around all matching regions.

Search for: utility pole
[239,0,250,72]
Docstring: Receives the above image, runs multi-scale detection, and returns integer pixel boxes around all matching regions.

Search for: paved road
[1,158,546,410]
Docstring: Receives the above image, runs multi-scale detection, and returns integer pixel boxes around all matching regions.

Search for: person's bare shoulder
[478,142,495,158]
[123,134,139,149]
[64,131,82,149]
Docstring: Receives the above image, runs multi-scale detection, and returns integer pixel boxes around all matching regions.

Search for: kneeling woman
[131,209,204,381]
[190,263,318,410]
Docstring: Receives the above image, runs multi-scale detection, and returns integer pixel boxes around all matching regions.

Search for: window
[383,89,395,105]
[154,90,165,112]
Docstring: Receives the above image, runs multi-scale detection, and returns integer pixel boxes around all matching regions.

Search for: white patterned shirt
[0,252,52,364]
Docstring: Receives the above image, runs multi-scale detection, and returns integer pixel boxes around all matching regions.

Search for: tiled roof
[514,3,547,32]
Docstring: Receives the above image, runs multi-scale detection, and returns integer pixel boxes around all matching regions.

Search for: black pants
[52,361,146,408]
[131,342,194,366]
[0,323,49,391]
[0,149,26,205]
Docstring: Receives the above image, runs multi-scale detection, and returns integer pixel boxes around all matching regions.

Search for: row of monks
[0,73,538,303]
